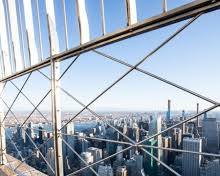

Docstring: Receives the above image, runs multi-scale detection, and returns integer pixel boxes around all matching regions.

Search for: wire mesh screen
[0,0,220,176]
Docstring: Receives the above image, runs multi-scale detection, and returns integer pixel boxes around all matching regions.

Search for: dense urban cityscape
[5,100,220,176]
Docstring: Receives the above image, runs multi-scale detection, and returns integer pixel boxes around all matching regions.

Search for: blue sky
[2,0,220,113]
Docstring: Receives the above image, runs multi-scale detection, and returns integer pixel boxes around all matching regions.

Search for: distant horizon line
[9,109,220,113]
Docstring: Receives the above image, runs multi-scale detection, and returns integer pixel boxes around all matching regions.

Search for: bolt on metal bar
[62,137,99,176]
[58,55,80,81]
[93,49,218,105]
[51,59,63,176]
[10,81,51,125]
[139,144,220,158]
[61,14,201,131]
[2,73,32,123]
[140,147,181,176]
[60,87,136,144]
[19,89,51,128]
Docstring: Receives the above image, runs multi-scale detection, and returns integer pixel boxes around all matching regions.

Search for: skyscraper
[202,117,219,153]
[98,165,113,176]
[81,152,94,176]
[181,110,186,134]
[62,121,75,157]
[116,145,123,161]
[88,147,102,171]
[46,147,55,176]
[182,138,202,176]
[38,126,43,144]
[162,136,172,164]
[166,99,171,121]
[25,122,34,146]
[143,137,158,175]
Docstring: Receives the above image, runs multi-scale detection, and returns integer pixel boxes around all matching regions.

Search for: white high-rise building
[81,152,94,176]
[182,138,202,176]
[88,147,102,170]
[88,147,102,162]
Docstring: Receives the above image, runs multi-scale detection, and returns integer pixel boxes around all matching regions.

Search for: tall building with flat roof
[182,138,202,176]
[88,147,102,170]
[81,152,94,176]
[46,147,55,176]
[203,117,219,153]
[98,165,113,176]
[166,99,171,121]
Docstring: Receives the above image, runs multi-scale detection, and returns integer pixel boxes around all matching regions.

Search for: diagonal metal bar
[58,55,80,81]
[7,123,133,147]
[60,87,180,176]
[61,132,133,146]
[10,80,51,125]
[137,104,219,146]
[61,137,99,176]
[38,70,51,81]
[139,144,220,158]
[0,96,55,174]
[68,145,134,176]
[2,73,32,123]
[61,14,201,131]
[93,49,218,105]
[4,154,16,172]
[3,126,25,162]
[22,128,55,174]
[60,87,136,144]
[20,89,51,128]
[0,82,7,97]
[13,135,54,172]
[140,147,181,176]
[1,102,55,174]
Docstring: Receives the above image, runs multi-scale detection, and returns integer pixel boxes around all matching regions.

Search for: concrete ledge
[0,154,47,176]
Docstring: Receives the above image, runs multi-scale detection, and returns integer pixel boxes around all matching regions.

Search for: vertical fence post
[0,82,6,165]
[51,59,63,176]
